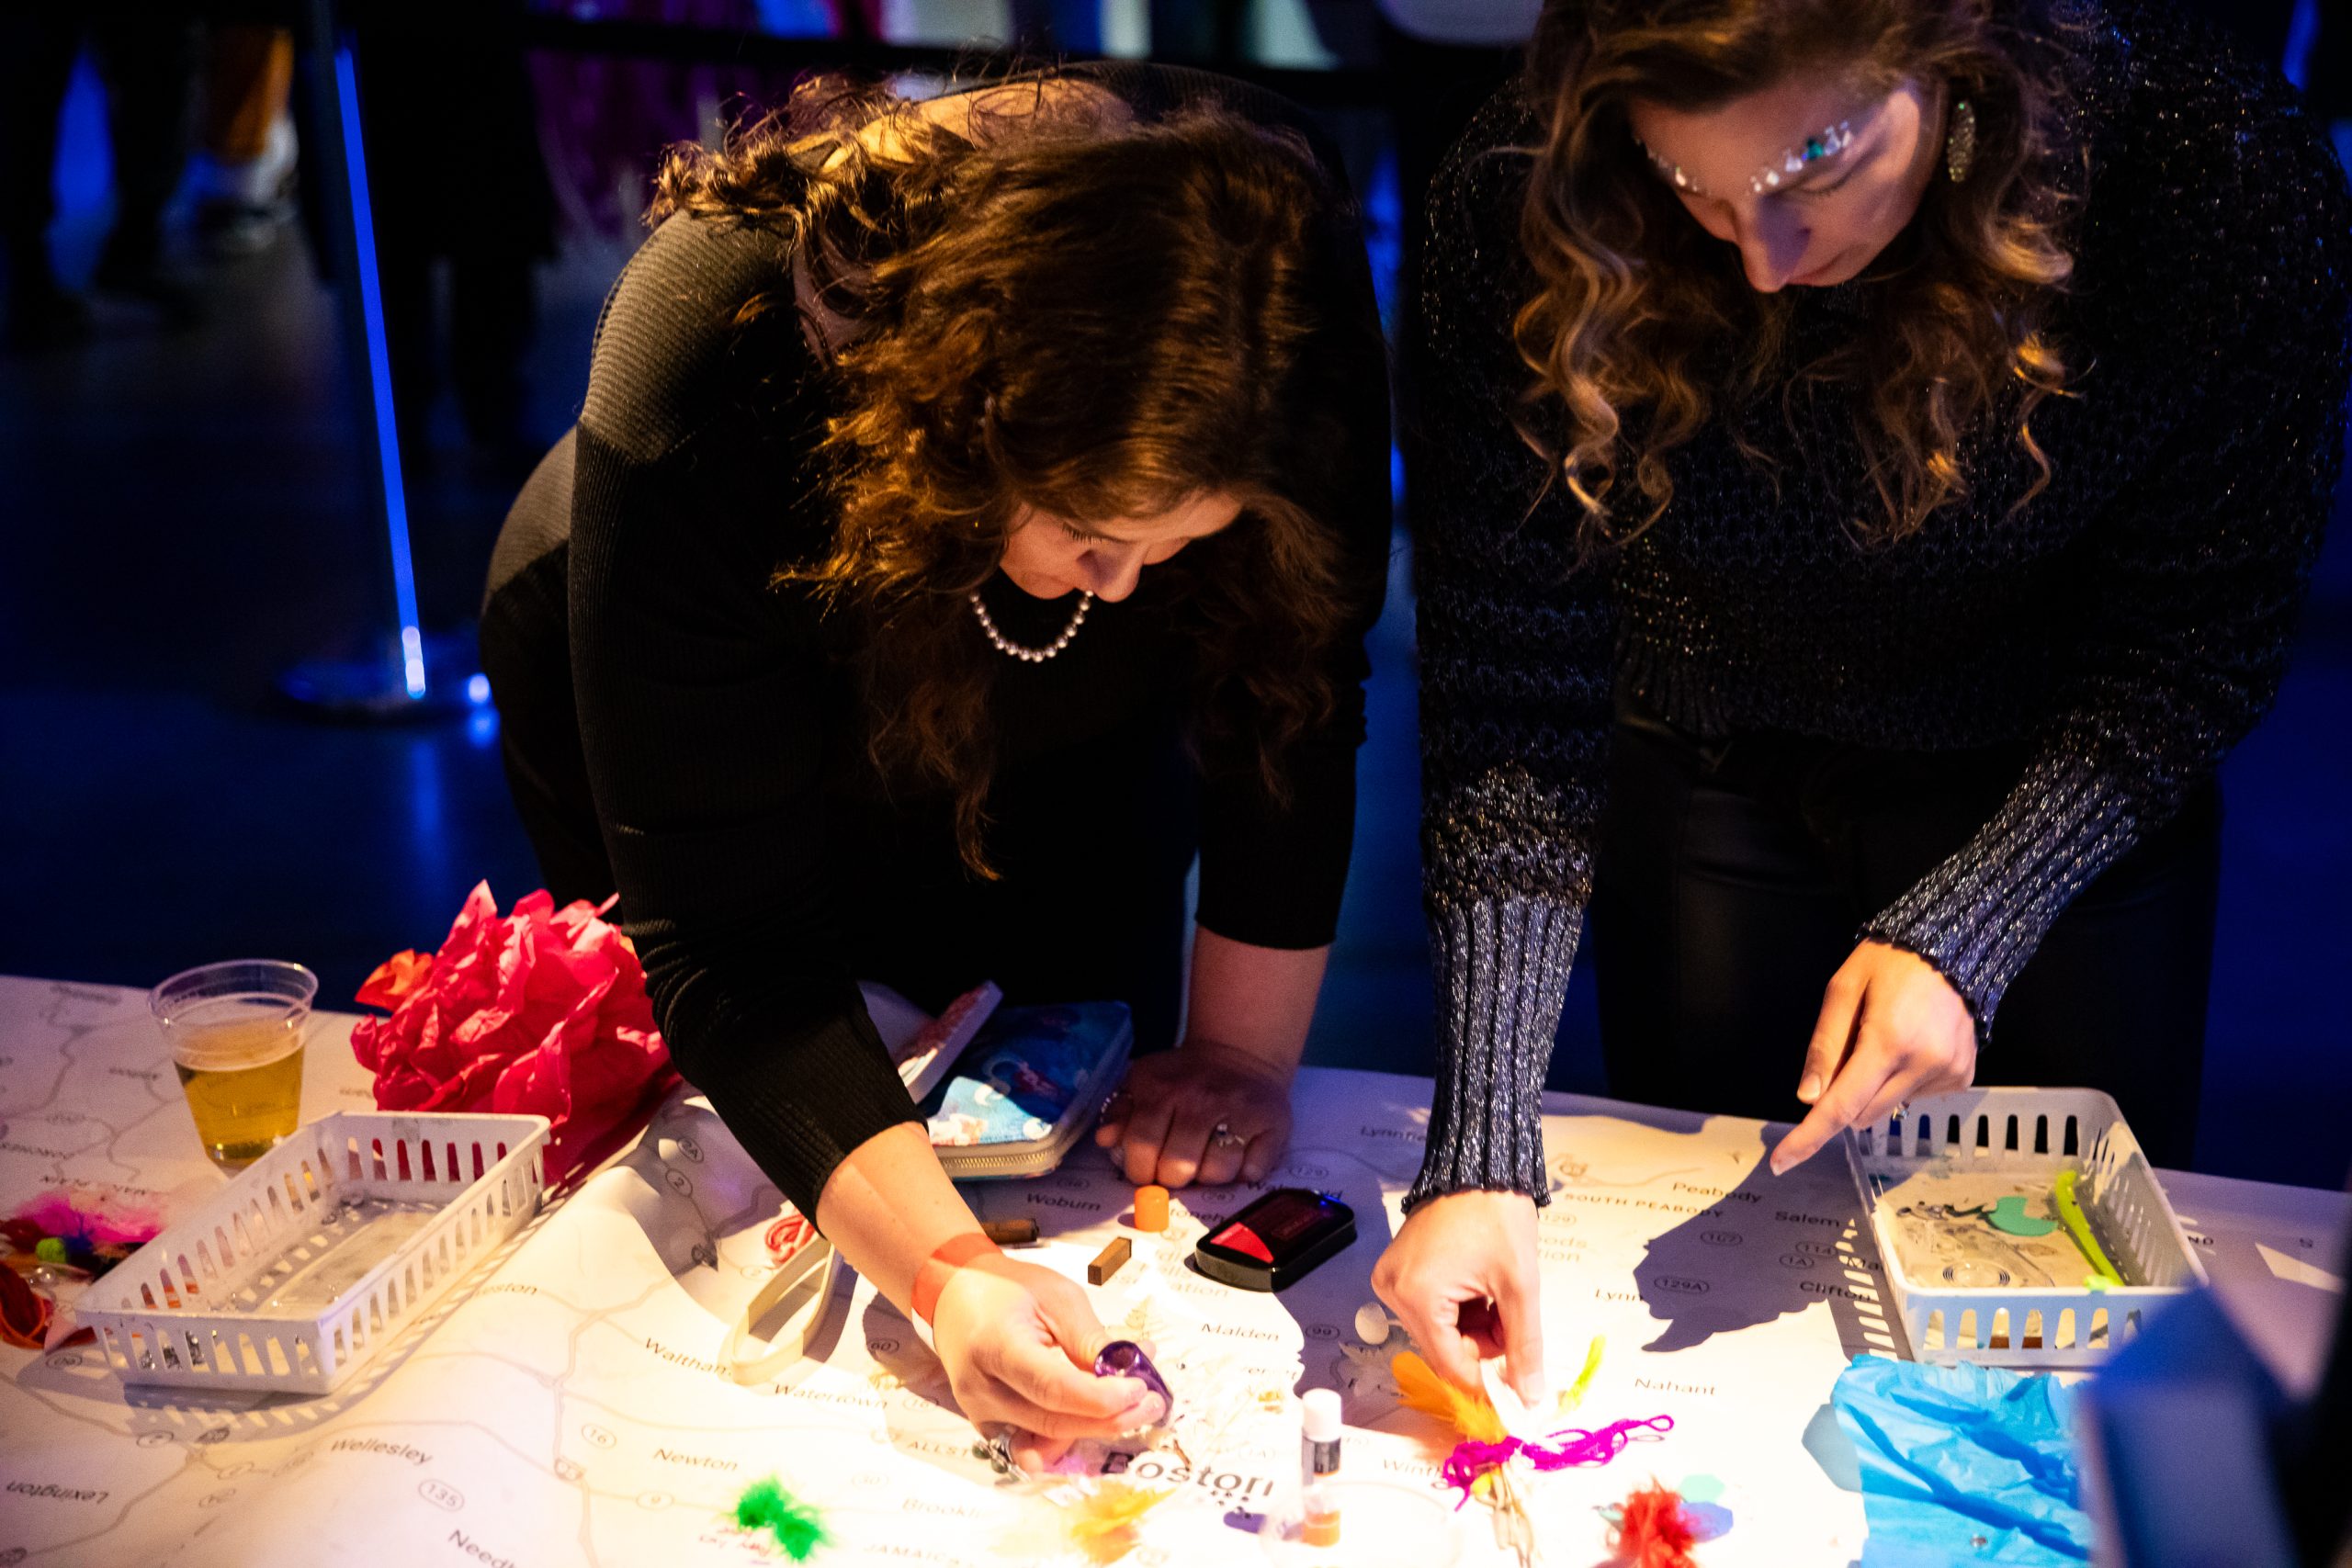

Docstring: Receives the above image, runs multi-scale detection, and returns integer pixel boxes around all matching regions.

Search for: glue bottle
[1300,1388,1343,1548]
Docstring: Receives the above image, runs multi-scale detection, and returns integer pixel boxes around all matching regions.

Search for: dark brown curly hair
[1517,0,2079,546]
[650,73,1355,874]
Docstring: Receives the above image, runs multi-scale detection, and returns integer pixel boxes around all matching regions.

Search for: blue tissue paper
[1830,1354,2092,1566]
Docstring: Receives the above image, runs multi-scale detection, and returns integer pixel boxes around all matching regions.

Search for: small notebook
[862,979,1002,1104]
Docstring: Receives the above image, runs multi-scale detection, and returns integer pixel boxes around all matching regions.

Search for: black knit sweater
[1403,0,2352,1210]
[482,63,1392,1220]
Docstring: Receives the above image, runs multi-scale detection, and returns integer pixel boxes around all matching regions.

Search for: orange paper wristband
[911,1232,1001,1326]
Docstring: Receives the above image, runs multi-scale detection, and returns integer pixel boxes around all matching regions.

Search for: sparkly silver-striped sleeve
[1402,105,1616,1213]
[1411,796,1598,1212]
[1862,55,2351,1030]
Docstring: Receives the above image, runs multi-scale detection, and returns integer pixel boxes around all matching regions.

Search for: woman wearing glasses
[1379,0,2351,1399]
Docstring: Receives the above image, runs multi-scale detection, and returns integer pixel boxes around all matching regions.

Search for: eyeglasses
[1634,117,1858,198]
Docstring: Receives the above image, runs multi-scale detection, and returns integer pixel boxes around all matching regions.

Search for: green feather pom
[734,1475,829,1561]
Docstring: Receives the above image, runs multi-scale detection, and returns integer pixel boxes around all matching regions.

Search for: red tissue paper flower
[350,882,678,1180]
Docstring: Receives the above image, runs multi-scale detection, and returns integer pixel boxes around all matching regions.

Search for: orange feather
[1065,1480,1171,1541]
[1390,1350,1509,1444]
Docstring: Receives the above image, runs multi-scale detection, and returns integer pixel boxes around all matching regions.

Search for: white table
[2,974,2342,1566]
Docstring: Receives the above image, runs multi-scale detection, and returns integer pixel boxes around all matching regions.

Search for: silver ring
[973,1426,1027,1479]
[1210,1122,1245,1149]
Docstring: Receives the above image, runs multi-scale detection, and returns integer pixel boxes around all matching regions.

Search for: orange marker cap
[1134,1184,1170,1233]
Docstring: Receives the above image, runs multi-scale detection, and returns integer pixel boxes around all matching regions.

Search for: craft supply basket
[1845,1088,2206,1369]
[79,1111,549,1393]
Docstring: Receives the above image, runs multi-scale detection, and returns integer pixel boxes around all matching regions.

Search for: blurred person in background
[2,3,205,352]
[188,20,299,259]
[351,0,558,473]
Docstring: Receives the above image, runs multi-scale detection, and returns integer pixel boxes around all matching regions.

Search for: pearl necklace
[968,589,1094,663]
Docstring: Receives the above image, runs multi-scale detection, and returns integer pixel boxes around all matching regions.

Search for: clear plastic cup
[1259,1477,1466,1566]
[150,960,318,1169]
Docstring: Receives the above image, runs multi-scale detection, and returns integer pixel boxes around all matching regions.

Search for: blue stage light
[334,41,425,701]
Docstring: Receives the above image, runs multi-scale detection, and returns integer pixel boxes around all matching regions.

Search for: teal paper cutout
[1988,1196,2059,1237]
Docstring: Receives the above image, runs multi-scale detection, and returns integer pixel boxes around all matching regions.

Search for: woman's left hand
[1770,941,1978,1175]
[1095,1040,1295,1189]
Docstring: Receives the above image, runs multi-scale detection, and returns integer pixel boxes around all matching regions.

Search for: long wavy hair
[1517,0,2080,546]
[650,74,1353,874]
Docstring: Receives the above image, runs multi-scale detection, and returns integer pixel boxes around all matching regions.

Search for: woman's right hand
[813,1124,1155,1470]
[1371,1189,1546,1404]
[929,1254,1158,1472]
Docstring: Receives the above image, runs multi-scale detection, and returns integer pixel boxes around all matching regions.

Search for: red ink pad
[1193,1189,1356,1292]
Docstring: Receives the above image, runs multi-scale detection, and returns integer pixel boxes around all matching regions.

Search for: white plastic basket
[79,1111,550,1393]
[1845,1087,2206,1369]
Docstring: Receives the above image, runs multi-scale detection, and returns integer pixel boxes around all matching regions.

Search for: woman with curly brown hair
[481,65,1389,1461]
[1374,0,2351,1399]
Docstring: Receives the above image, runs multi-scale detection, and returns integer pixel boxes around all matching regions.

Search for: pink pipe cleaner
[1441,1416,1676,1507]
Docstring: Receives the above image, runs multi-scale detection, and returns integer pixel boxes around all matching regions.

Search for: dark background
[4,0,2346,1188]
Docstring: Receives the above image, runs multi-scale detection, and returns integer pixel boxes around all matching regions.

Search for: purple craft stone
[1093,1339,1172,1427]
[1681,1500,1736,1542]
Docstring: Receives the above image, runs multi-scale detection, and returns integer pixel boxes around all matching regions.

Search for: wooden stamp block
[1088,1236,1132,1286]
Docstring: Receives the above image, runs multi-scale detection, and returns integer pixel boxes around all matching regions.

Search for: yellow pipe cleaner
[2053,1170,2124,1284]
[1560,1335,1606,1414]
